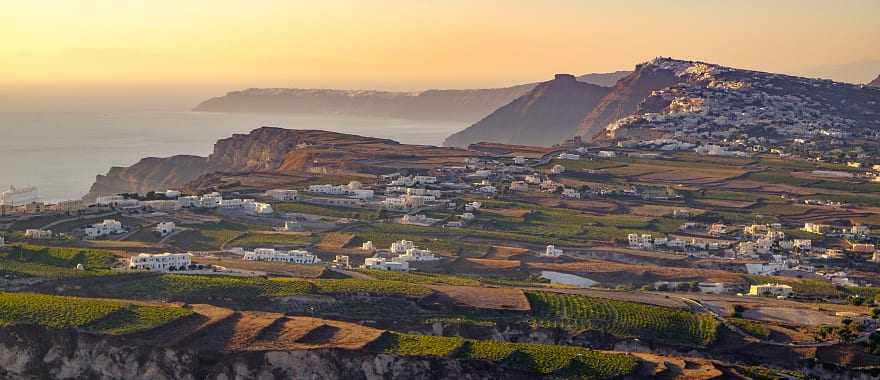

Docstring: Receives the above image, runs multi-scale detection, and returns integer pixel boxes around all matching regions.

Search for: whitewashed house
[364,257,409,271]
[24,229,52,239]
[509,181,528,192]
[242,248,321,264]
[541,245,563,257]
[84,219,124,239]
[154,222,176,237]
[129,252,192,272]
[550,165,566,174]
[397,248,439,262]
[390,240,416,254]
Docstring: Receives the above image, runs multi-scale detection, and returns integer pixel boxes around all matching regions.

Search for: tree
[870,307,880,320]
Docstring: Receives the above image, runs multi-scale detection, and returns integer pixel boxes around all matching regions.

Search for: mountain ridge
[192,72,630,122]
[870,74,880,87]
[443,74,610,147]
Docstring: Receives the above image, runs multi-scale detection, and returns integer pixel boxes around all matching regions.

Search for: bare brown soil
[427,285,531,311]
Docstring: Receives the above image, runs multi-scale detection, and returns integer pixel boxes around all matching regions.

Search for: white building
[24,229,52,239]
[541,245,563,257]
[390,240,416,254]
[745,262,786,276]
[154,222,176,237]
[363,257,409,271]
[242,248,321,264]
[628,234,654,249]
[164,190,181,199]
[513,157,526,165]
[397,248,439,262]
[0,185,38,207]
[558,153,581,160]
[332,255,351,269]
[265,189,299,201]
[597,151,616,158]
[802,223,829,235]
[84,219,124,239]
[361,241,375,252]
[550,165,566,174]
[0,236,5,248]
[748,283,793,297]
[308,184,347,195]
[129,252,193,272]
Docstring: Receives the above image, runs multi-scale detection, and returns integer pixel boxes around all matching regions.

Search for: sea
[0,111,467,202]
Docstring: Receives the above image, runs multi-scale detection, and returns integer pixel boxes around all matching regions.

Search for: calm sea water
[0,111,466,202]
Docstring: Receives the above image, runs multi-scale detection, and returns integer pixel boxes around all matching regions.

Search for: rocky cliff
[193,72,629,122]
[443,74,610,147]
[0,325,538,380]
[870,74,880,87]
[86,128,478,199]
[575,62,684,140]
[87,155,210,200]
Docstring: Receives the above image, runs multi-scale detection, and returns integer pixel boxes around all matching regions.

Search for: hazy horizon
[2,0,878,112]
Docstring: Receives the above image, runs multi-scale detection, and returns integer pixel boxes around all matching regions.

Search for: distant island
[192,72,631,122]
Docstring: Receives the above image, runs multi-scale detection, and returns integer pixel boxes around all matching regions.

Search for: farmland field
[0,292,191,334]
[370,332,638,379]
[526,291,718,346]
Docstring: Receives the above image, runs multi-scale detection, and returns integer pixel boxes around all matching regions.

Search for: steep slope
[86,128,478,199]
[590,58,880,145]
[870,74,880,87]
[193,72,629,122]
[575,62,684,140]
[443,74,611,147]
[88,155,209,199]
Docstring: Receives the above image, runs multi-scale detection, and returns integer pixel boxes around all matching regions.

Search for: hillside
[192,72,629,122]
[86,128,478,199]
[587,58,880,146]
[444,74,611,147]
[870,74,880,87]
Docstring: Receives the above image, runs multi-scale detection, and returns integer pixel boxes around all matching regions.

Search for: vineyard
[369,333,637,379]
[69,274,434,302]
[526,292,718,346]
[0,292,191,334]
[0,244,116,278]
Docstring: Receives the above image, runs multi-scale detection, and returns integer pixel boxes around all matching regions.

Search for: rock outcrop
[575,62,684,140]
[443,74,611,147]
[86,128,478,199]
[869,74,880,87]
[192,72,630,123]
[587,58,880,145]
[0,325,536,380]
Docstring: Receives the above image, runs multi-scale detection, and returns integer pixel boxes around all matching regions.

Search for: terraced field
[0,292,191,334]
[526,291,718,346]
[369,333,638,379]
[0,244,116,278]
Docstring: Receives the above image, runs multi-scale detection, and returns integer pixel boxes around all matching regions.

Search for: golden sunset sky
[1,0,878,95]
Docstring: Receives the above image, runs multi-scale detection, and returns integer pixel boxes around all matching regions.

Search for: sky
[1,0,878,110]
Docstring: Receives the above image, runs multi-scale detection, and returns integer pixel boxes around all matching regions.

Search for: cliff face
[0,325,534,380]
[87,155,209,200]
[444,74,611,147]
[575,62,683,140]
[870,74,880,87]
[87,128,478,198]
[192,72,630,123]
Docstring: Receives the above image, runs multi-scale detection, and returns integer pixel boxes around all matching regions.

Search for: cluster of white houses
[360,239,440,271]
[241,248,321,265]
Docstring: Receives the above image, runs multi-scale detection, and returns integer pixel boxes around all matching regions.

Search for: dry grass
[318,233,356,249]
